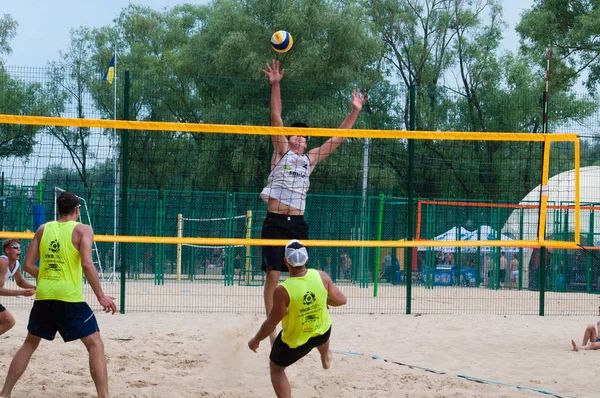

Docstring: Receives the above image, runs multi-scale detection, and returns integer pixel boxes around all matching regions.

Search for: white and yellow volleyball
[270,30,293,53]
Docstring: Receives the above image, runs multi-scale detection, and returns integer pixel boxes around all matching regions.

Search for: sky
[3,0,533,67]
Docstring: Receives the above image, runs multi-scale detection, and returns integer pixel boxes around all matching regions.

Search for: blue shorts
[28,300,99,342]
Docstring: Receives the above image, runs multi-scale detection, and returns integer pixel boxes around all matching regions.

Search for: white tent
[462,225,519,253]
[417,226,471,252]
[417,226,517,253]
[502,166,600,286]
[502,166,600,241]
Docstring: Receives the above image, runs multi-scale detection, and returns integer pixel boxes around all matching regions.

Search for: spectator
[571,319,600,351]
[510,254,519,286]
[340,252,352,279]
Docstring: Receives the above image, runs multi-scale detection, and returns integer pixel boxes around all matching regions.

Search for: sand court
[0,308,597,397]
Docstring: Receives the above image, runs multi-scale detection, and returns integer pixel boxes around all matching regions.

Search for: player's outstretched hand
[262,59,285,85]
[351,89,368,111]
[22,289,35,297]
[99,295,117,314]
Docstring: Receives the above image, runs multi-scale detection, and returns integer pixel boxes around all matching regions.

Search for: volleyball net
[2,113,599,314]
[0,114,583,247]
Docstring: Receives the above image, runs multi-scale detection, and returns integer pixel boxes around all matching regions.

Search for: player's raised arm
[308,89,368,167]
[262,59,288,156]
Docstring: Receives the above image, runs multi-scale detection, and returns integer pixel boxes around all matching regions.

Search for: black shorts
[261,212,309,272]
[0,304,5,312]
[270,326,331,367]
[488,269,507,280]
[28,300,99,342]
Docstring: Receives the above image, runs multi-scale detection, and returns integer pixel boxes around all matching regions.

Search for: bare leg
[269,361,291,398]
[316,339,333,370]
[581,324,598,346]
[264,270,281,344]
[0,311,16,337]
[80,332,109,398]
[0,333,42,397]
[573,339,600,351]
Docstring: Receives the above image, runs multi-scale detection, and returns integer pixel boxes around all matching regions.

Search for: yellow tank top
[37,221,84,302]
[280,269,331,348]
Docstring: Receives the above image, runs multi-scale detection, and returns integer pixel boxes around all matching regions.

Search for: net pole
[361,138,371,291]
[538,47,551,316]
[53,188,57,221]
[245,210,252,286]
[112,45,118,284]
[176,214,183,281]
[374,193,384,296]
[542,48,550,135]
[574,138,581,244]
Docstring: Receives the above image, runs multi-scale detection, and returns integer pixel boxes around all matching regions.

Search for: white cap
[284,239,308,267]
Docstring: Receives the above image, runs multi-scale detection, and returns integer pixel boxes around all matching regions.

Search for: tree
[0,71,47,159]
[0,14,17,66]
[44,28,98,193]
[0,14,47,160]
[81,1,385,192]
[364,0,598,203]
[516,0,600,94]
[366,0,457,130]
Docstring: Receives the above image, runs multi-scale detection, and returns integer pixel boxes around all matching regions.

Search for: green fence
[1,67,600,315]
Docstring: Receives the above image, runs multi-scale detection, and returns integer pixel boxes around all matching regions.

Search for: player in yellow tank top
[249,240,347,398]
[0,191,117,398]
[37,220,85,302]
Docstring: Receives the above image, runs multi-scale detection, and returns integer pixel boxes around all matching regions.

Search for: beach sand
[0,308,597,397]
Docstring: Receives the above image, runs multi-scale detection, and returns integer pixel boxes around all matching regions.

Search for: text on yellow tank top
[280,269,331,348]
[37,221,84,302]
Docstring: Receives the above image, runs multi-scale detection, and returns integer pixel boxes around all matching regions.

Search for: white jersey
[260,151,311,212]
[0,255,19,280]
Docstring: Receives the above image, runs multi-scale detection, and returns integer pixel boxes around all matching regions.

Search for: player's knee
[82,332,104,351]
[0,313,16,331]
[269,360,285,374]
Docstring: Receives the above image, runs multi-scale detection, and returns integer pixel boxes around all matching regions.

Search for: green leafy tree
[44,28,98,192]
[81,1,385,193]
[0,72,47,159]
[0,14,17,66]
[516,0,600,94]
[366,0,457,130]
[0,14,47,160]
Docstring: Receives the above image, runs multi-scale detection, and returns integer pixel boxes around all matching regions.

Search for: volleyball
[270,30,293,53]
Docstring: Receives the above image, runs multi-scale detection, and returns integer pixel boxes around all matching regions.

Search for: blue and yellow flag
[103,56,115,84]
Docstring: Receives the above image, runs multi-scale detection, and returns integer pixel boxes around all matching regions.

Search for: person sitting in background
[571,319,600,351]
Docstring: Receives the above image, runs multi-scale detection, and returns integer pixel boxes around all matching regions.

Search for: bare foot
[571,340,579,352]
[321,349,333,369]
